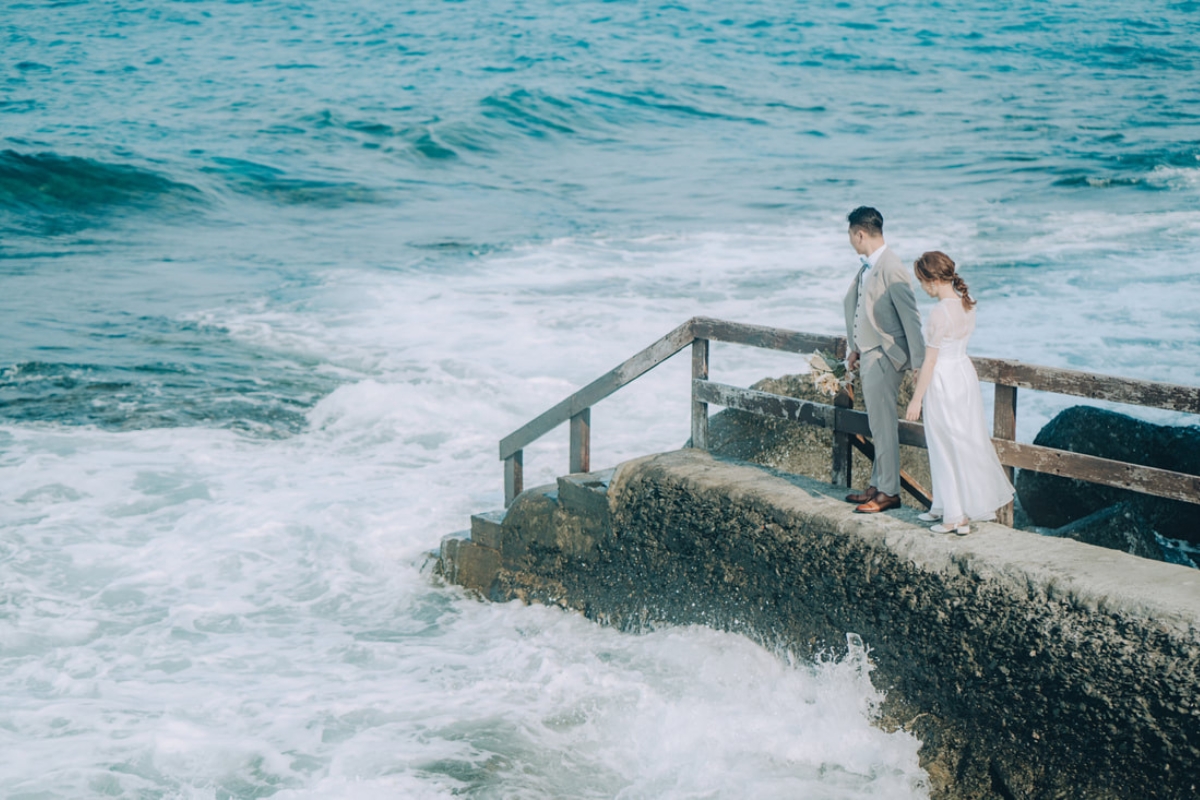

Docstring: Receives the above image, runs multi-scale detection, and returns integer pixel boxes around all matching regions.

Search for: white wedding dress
[921,299,1015,525]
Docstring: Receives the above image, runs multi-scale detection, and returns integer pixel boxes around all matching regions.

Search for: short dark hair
[847,206,883,235]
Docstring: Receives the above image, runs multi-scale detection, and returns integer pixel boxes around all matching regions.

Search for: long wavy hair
[914,251,977,311]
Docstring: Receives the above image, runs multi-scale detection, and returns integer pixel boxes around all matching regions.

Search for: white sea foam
[1147,165,1200,190]
[0,413,929,797]
[0,225,940,797]
[6,0,1200,791]
[4,213,1198,796]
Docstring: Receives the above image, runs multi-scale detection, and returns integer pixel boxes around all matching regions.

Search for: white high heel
[917,512,941,522]
[931,522,971,535]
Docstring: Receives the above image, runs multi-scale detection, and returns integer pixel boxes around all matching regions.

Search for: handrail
[498,317,1200,518]
[499,319,696,460]
[973,358,1200,414]
[498,317,845,461]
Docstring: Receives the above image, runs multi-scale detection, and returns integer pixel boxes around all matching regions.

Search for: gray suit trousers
[861,347,903,496]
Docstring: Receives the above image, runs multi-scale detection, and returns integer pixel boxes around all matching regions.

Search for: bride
[904,251,1014,535]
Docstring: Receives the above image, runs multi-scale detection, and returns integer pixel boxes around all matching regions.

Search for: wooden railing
[499,317,1200,525]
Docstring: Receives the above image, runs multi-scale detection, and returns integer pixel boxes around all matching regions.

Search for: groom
[842,206,925,513]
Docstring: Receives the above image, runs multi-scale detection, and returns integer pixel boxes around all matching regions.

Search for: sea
[2,1,1198,797]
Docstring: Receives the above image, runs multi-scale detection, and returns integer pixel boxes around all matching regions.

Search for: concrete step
[444,477,607,598]
[439,529,504,596]
[438,531,465,577]
[470,509,506,549]
[557,467,615,519]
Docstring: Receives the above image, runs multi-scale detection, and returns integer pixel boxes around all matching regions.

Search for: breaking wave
[0,150,204,234]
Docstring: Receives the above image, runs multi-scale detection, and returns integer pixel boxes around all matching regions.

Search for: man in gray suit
[842,206,925,513]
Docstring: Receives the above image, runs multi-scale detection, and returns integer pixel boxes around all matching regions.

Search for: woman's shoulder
[928,300,952,320]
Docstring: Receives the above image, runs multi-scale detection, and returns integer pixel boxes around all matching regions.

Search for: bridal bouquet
[808,350,854,397]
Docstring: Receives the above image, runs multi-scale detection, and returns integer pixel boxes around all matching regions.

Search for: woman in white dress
[904,251,1014,535]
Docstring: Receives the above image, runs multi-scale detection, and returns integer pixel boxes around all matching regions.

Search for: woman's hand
[904,398,922,422]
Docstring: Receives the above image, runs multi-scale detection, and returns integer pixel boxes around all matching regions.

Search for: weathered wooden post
[569,408,590,474]
[993,383,1017,526]
[504,450,523,507]
[831,390,854,487]
[691,337,709,450]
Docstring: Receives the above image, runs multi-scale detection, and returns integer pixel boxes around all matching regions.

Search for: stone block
[470,509,506,549]
[557,469,613,520]
[454,541,502,596]
[437,533,464,581]
[500,484,560,563]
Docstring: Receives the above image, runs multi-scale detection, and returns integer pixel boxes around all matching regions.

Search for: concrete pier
[440,449,1200,800]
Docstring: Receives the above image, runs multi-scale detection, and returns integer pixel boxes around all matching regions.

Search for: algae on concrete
[441,449,1200,800]
[703,372,933,505]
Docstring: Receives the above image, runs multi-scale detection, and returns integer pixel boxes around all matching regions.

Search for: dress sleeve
[924,305,948,349]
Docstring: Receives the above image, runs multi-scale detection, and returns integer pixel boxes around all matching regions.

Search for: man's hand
[847,350,860,372]
[904,398,921,422]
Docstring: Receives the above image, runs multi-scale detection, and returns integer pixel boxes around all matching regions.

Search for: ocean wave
[480,89,582,136]
[1053,155,1200,191]
[295,89,603,166]
[0,99,38,114]
[1146,165,1200,189]
[1052,174,1148,189]
[583,87,767,126]
[0,150,204,233]
[1090,42,1192,70]
[1113,145,1200,171]
[303,94,593,161]
[0,359,334,438]
[303,109,470,160]
[1049,144,1200,191]
[200,156,383,206]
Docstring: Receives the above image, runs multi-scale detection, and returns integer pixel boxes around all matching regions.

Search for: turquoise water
[4,1,1199,433]
[2,1,1199,797]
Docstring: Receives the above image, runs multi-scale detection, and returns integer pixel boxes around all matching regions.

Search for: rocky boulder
[1046,502,1166,561]
[1015,406,1200,544]
[699,371,932,503]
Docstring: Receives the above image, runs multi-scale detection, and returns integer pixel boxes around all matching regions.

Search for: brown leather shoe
[854,492,901,513]
[845,486,878,504]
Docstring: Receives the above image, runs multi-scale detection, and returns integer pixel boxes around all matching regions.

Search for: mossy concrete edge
[442,448,1200,800]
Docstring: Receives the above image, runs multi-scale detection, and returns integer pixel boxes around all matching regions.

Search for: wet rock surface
[701,372,933,502]
[1046,501,1166,561]
[1016,406,1200,544]
[443,449,1200,800]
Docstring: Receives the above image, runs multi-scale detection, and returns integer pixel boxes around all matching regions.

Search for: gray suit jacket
[843,247,926,372]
